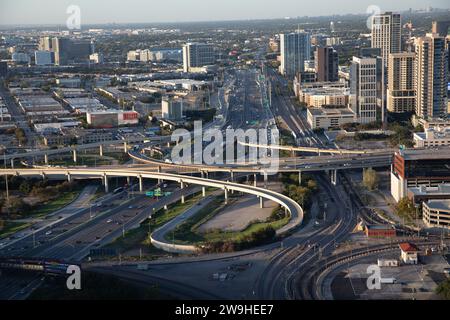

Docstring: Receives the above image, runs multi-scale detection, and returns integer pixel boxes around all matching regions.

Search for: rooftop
[308,107,355,117]
[425,199,450,212]
[397,148,450,161]
[408,184,450,196]
[399,242,419,253]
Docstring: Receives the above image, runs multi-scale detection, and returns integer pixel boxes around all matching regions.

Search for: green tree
[436,279,450,300]
[363,168,379,191]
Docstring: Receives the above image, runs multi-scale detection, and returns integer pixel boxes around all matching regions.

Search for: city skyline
[0,0,450,25]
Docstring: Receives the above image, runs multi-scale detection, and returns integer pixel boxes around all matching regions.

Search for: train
[0,257,79,276]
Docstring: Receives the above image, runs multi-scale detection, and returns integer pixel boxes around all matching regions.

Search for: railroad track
[293,239,440,300]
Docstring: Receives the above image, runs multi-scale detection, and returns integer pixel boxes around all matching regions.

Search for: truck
[380,277,397,284]
[377,259,399,267]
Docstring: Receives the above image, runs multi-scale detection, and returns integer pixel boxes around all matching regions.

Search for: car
[128,206,134,209]
[106,219,113,223]
[45,230,52,236]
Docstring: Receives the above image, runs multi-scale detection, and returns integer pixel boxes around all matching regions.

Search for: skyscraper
[38,36,53,51]
[279,31,311,78]
[52,37,71,66]
[314,47,339,82]
[0,61,7,78]
[182,43,215,73]
[432,20,450,37]
[415,33,448,120]
[387,52,415,113]
[371,12,401,66]
[349,51,384,124]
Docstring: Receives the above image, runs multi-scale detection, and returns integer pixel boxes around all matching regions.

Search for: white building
[399,243,419,265]
[35,50,54,66]
[349,54,384,124]
[89,53,104,64]
[371,12,402,66]
[307,107,356,129]
[423,199,450,229]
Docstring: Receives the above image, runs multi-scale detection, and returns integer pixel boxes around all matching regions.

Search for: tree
[395,197,416,222]
[363,168,379,191]
[436,279,450,300]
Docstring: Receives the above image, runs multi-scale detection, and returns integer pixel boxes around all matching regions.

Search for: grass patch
[0,221,31,239]
[26,189,81,218]
[170,196,290,246]
[103,191,213,257]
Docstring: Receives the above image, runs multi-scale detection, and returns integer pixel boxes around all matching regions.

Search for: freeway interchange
[1,66,439,301]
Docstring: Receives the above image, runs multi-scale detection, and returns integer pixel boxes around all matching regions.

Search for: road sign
[146,191,154,197]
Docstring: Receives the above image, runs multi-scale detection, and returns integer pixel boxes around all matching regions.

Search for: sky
[0,0,449,25]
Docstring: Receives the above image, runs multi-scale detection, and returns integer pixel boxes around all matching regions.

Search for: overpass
[238,141,397,155]
[128,150,393,175]
[1,136,169,166]
[0,167,304,237]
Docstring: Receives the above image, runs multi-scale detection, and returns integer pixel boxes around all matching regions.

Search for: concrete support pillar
[180,180,185,204]
[291,149,295,157]
[44,154,48,165]
[167,142,171,148]
[41,172,46,180]
[72,149,77,163]
[330,169,337,186]
[230,170,234,182]
[202,186,206,197]
[201,171,204,179]
[263,171,268,189]
[298,171,302,185]
[10,159,14,168]
[126,176,131,185]
[254,173,257,187]
[157,166,162,184]
[67,172,72,182]
[99,145,103,157]
[139,175,143,192]
[260,196,264,208]
[103,174,109,193]
[123,142,128,153]
[224,187,228,204]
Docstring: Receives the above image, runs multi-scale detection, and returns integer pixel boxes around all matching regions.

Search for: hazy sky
[0,0,449,25]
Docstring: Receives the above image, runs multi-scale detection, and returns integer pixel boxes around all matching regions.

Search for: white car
[106,219,113,223]
[45,230,52,236]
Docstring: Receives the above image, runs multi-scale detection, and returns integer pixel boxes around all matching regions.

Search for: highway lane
[0,187,143,257]
[0,185,98,254]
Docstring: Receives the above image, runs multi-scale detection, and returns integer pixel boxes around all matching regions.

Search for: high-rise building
[0,61,7,78]
[387,52,415,113]
[415,33,448,120]
[182,43,215,73]
[38,36,53,51]
[314,47,339,82]
[371,12,401,65]
[161,96,183,120]
[51,37,93,65]
[349,52,384,124]
[279,31,311,78]
[35,50,54,66]
[52,37,71,65]
[432,20,450,37]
